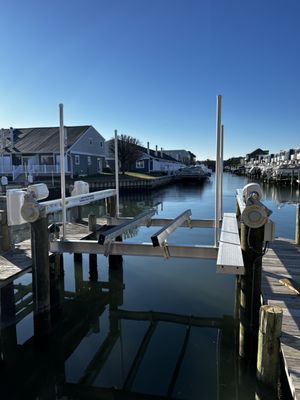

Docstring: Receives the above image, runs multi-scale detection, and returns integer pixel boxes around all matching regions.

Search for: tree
[110,134,143,174]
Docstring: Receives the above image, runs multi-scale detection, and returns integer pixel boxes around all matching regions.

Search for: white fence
[0,164,64,181]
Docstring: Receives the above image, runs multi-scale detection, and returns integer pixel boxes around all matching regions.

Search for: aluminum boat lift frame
[23,96,244,274]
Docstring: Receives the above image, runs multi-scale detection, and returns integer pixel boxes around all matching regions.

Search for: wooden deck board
[0,223,91,287]
[262,238,300,400]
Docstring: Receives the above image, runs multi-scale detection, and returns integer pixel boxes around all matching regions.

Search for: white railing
[0,164,66,181]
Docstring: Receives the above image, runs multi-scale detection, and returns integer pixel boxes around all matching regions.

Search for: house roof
[105,139,181,163]
[246,148,269,157]
[2,126,91,153]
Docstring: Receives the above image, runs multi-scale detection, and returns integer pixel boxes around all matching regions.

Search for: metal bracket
[151,209,192,247]
[162,240,170,259]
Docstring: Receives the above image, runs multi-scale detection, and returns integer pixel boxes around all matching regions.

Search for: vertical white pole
[220,124,224,219]
[114,129,120,217]
[215,95,222,246]
[59,104,66,240]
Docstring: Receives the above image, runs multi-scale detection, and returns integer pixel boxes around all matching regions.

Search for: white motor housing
[27,183,49,201]
[6,189,26,226]
[243,183,263,202]
[71,181,89,196]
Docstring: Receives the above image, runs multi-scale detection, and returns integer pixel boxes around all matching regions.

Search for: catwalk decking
[262,238,300,400]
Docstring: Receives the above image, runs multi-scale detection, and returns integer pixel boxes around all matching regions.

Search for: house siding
[70,126,105,157]
[68,126,106,176]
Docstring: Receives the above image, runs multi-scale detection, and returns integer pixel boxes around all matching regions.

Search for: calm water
[0,173,298,399]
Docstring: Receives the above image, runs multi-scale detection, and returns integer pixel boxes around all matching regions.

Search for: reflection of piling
[239,223,264,359]
[31,216,51,338]
[108,265,124,335]
[0,283,17,364]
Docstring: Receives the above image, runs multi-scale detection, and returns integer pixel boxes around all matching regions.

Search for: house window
[75,155,80,165]
[100,141,103,148]
[87,156,92,165]
[136,160,145,169]
[89,138,93,145]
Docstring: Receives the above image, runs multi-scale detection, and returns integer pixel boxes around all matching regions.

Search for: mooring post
[0,197,11,252]
[88,212,97,233]
[50,257,64,319]
[107,196,116,218]
[239,223,265,359]
[31,215,51,338]
[296,203,300,245]
[257,305,282,393]
[108,233,123,269]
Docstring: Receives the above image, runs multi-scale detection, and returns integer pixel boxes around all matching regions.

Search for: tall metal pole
[114,130,120,217]
[214,95,222,246]
[59,104,66,240]
[220,124,224,219]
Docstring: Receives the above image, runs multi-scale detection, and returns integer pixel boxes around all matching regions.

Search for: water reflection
[0,253,238,400]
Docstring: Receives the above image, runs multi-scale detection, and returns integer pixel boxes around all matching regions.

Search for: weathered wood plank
[216,213,244,274]
[262,239,300,399]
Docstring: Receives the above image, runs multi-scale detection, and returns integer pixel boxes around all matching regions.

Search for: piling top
[259,305,283,336]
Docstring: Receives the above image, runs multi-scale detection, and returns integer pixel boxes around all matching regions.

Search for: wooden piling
[89,254,98,281]
[107,196,116,217]
[108,233,123,269]
[296,203,300,245]
[31,216,51,338]
[257,305,282,391]
[0,197,11,253]
[88,212,97,233]
[239,222,265,359]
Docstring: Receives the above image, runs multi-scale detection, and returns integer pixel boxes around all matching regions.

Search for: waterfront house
[0,126,106,181]
[105,140,185,174]
[245,148,269,163]
[163,149,196,165]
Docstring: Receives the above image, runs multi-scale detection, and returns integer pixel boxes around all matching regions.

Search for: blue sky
[0,0,299,159]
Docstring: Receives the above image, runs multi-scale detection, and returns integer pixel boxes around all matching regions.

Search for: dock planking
[262,238,300,399]
[0,223,91,287]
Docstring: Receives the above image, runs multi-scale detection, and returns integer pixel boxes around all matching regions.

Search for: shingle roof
[105,139,180,163]
[2,126,91,153]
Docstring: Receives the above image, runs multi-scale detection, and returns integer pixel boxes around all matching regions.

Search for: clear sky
[0,0,299,160]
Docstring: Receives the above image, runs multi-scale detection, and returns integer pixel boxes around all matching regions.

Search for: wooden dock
[262,238,300,399]
[0,223,91,288]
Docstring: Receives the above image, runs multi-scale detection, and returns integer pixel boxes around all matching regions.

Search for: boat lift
[6,96,255,275]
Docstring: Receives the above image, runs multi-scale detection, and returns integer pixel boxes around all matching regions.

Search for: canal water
[0,173,298,399]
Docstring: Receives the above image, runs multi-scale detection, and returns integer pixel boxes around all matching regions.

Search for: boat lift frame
[20,97,242,272]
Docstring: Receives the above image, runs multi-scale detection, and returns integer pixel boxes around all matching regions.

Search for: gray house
[105,140,184,173]
[0,126,105,180]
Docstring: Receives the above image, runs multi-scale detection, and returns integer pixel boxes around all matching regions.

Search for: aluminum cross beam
[98,209,156,245]
[50,239,218,259]
[151,209,192,247]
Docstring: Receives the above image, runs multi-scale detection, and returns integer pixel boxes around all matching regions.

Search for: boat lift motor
[241,183,272,229]
[21,185,49,223]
